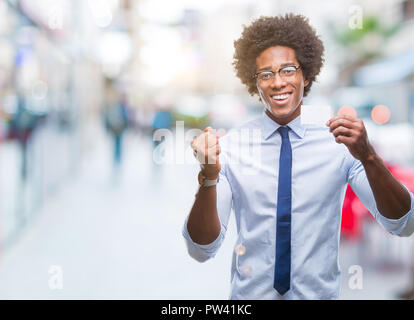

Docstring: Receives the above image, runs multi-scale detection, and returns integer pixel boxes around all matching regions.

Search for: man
[182,14,414,299]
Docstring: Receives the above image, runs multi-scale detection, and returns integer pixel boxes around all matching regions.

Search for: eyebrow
[256,63,296,72]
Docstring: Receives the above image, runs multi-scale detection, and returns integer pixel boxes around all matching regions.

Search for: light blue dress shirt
[183,111,414,300]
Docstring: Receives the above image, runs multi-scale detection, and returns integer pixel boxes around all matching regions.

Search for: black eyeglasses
[254,65,301,83]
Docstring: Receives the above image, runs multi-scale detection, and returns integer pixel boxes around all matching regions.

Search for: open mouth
[269,92,292,105]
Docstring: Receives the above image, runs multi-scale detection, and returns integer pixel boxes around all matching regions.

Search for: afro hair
[233,13,325,97]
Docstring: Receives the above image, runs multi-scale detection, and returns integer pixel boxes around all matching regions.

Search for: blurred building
[0,0,135,247]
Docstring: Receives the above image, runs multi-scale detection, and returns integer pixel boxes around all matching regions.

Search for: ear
[304,78,310,87]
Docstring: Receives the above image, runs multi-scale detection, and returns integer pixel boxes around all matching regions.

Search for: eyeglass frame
[254,65,302,82]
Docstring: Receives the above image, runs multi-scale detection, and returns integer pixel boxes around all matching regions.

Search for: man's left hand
[326,114,376,163]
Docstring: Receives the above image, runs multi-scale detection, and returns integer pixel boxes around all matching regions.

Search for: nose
[270,73,287,90]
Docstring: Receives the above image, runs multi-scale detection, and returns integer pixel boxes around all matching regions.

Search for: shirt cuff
[376,184,414,236]
[182,215,225,262]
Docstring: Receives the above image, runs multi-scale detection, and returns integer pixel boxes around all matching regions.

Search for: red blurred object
[341,161,414,240]
[341,185,366,240]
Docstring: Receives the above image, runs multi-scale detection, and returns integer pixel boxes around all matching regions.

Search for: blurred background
[0,0,413,299]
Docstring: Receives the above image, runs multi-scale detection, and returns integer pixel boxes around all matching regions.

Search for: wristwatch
[201,176,219,187]
[199,171,219,186]
[195,172,219,196]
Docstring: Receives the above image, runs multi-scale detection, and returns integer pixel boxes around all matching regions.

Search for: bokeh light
[234,244,246,256]
[371,104,391,125]
[337,105,357,118]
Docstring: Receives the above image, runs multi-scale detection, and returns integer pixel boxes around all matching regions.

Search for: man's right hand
[191,127,221,180]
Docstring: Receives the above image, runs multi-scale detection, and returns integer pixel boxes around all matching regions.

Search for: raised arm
[187,127,222,244]
[327,114,411,220]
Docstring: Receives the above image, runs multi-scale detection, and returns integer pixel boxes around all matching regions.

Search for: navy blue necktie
[274,126,292,295]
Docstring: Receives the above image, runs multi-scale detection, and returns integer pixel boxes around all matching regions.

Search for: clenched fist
[191,127,222,180]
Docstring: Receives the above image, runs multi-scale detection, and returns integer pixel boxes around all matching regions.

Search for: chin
[270,107,296,119]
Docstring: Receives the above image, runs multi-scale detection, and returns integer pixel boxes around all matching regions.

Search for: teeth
[271,94,290,100]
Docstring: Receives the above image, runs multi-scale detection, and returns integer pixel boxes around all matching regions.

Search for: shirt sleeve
[346,153,414,237]
[182,156,233,262]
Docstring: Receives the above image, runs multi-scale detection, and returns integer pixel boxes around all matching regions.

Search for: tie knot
[278,126,290,139]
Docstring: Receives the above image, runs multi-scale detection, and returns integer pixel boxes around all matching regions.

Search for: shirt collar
[261,109,306,140]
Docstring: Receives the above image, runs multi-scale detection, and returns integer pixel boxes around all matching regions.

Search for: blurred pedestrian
[104,92,129,168]
[8,95,38,180]
[151,107,173,148]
